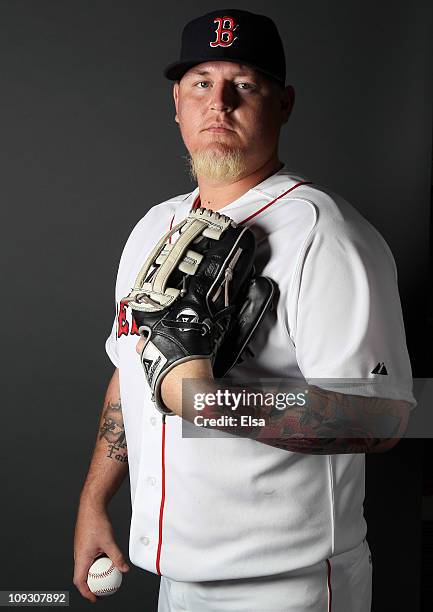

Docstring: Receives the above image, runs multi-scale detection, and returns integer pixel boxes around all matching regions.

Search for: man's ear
[173,82,180,124]
[281,85,295,124]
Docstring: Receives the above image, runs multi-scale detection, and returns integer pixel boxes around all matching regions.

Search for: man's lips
[203,124,235,132]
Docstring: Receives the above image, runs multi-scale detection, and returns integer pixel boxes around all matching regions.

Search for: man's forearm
[191,384,409,454]
[80,369,129,508]
[161,360,410,454]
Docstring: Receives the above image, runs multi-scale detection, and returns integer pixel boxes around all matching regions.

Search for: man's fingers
[73,561,98,603]
[102,543,130,572]
[136,337,145,354]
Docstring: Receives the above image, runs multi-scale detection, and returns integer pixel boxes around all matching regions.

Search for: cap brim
[163,58,285,86]
[163,59,217,81]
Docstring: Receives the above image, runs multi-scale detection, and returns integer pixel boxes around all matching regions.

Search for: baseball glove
[122,207,274,415]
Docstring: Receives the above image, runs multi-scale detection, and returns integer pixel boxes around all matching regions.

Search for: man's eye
[194,81,255,90]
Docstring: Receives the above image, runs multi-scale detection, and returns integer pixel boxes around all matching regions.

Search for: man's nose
[210,81,236,112]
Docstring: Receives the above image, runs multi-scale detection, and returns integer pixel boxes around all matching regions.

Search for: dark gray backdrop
[1,1,431,610]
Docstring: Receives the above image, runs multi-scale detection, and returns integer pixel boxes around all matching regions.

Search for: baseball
[87,556,123,597]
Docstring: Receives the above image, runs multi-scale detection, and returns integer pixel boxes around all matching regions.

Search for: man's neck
[196,157,284,211]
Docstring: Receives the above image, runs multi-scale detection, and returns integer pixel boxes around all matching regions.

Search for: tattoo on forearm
[194,384,406,455]
[255,388,402,454]
[99,399,128,463]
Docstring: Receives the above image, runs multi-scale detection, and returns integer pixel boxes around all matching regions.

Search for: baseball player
[73,9,416,611]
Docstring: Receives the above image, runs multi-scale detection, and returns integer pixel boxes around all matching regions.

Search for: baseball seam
[88,562,116,579]
[93,587,119,594]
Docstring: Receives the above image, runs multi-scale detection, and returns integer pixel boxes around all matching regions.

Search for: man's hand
[73,498,130,603]
[136,338,213,418]
[136,337,145,356]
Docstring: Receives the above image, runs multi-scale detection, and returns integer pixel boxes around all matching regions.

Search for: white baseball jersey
[105,165,416,582]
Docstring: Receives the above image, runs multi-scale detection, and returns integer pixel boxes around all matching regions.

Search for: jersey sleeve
[102,205,162,370]
[290,217,416,408]
[105,307,119,368]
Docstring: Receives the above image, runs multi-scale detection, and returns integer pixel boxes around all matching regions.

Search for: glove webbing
[135,216,201,295]
[126,210,234,310]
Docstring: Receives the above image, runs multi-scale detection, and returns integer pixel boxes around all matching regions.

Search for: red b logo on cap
[210,16,238,48]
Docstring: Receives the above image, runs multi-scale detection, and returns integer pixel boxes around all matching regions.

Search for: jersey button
[150,417,157,426]
[147,476,157,486]
[140,536,150,546]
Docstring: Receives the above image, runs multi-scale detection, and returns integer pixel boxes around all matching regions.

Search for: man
[74,9,416,611]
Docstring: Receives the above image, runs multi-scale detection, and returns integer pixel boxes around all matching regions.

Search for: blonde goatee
[187,147,247,183]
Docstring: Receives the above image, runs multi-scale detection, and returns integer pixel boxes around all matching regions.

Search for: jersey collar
[186,163,311,215]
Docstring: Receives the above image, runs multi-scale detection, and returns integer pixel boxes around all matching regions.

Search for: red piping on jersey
[239,181,312,224]
[326,558,333,611]
[155,414,166,575]
[191,181,312,225]
[155,178,312,575]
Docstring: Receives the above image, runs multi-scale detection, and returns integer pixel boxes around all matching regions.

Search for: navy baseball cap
[163,9,286,86]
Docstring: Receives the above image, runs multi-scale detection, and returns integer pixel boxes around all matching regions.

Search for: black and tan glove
[122,207,274,415]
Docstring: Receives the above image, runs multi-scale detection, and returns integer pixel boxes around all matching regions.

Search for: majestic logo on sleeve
[210,16,238,47]
[371,362,388,375]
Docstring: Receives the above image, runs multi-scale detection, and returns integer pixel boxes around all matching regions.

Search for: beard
[186,145,248,183]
